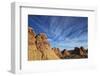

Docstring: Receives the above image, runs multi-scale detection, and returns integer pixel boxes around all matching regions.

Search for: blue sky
[28,15,88,50]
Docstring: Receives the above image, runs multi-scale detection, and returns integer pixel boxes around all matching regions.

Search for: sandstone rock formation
[61,49,70,58]
[28,27,42,60]
[80,46,88,58]
[52,48,63,58]
[28,27,88,60]
[65,47,88,59]
[28,27,59,60]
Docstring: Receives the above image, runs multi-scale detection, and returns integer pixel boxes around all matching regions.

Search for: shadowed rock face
[80,46,88,58]
[61,49,70,58]
[64,47,88,59]
[28,27,59,60]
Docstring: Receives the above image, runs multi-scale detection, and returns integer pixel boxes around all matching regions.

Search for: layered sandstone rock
[28,27,42,60]
[35,33,59,60]
[80,46,88,58]
[28,27,59,60]
[60,47,88,59]
[61,49,70,58]
[52,48,63,58]
[67,47,88,58]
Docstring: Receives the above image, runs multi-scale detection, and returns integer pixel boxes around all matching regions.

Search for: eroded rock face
[67,47,88,58]
[73,47,88,58]
[35,33,59,60]
[80,46,88,58]
[28,27,36,45]
[28,45,42,60]
[52,48,63,58]
[61,49,70,58]
[28,27,59,60]
[28,27,42,60]
[60,47,88,59]
[35,33,50,52]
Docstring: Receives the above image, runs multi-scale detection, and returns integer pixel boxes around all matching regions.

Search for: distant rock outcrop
[61,49,70,58]
[80,46,88,58]
[28,27,59,60]
[64,47,88,59]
